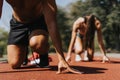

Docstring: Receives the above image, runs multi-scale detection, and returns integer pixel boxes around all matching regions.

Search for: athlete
[66,15,110,63]
[0,0,81,74]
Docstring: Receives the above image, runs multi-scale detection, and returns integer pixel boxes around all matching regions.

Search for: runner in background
[66,14,110,63]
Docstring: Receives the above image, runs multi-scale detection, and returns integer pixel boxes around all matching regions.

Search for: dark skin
[0,0,3,17]
[0,0,81,74]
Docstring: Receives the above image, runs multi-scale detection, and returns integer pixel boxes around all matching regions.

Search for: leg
[87,40,94,61]
[74,37,84,61]
[7,45,27,69]
[29,30,49,67]
[22,47,29,65]
[7,16,30,68]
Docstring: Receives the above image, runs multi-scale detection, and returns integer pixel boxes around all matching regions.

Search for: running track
[0,53,120,80]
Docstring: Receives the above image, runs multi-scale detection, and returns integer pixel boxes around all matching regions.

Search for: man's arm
[43,0,64,61]
[0,0,3,18]
[43,0,82,74]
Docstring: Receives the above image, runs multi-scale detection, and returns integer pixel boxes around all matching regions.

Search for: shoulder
[95,17,101,24]
[95,17,102,29]
[72,17,84,32]
[43,0,57,11]
[74,17,85,25]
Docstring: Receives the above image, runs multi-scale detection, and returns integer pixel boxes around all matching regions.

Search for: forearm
[43,0,66,61]
[96,18,110,62]
[97,33,106,56]
[67,44,73,57]
[96,24,106,56]
[67,22,78,57]
[67,31,76,56]
[98,42,106,56]
[48,23,65,61]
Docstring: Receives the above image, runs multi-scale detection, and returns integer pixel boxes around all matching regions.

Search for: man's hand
[102,55,110,63]
[56,60,83,74]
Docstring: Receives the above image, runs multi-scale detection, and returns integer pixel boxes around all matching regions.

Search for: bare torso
[75,20,87,36]
[76,15,97,36]
[6,0,45,23]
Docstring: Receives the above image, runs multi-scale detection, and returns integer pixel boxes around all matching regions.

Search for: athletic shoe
[22,56,28,65]
[30,58,40,65]
[28,52,52,68]
[83,51,88,61]
[38,54,49,68]
[75,54,82,61]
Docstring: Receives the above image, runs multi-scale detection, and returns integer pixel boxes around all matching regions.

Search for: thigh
[8,17,29,45]
[7,45,27,68]
[29,30,49,53]
[74,37,84,53]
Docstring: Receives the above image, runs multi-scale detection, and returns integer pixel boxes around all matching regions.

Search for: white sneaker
[30,58,40,65]
[75,54,82,61]
[83,51,88,61]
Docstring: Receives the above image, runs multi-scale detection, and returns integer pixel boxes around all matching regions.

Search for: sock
[39,53,49,67]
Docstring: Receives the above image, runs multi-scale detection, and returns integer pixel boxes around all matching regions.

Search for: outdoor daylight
[0,0,120,80]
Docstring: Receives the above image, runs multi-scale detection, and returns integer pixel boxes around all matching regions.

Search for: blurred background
[0,0,120,58]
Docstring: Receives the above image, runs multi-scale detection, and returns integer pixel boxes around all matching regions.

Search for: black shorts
[7,15,48,46]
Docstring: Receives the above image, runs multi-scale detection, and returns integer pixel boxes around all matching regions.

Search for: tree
[49,7,71,52]
[106,10,120,50]
[67,0,120,52]
[0,28,8,57]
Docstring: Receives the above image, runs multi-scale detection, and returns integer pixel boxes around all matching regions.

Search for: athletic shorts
[76,32,84,39]
[7,15,48,45]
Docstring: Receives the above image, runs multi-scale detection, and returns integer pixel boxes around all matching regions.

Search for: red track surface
[0,54,120,80]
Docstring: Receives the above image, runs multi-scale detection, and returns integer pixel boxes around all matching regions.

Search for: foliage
[55,0,120,52]
[0,0,120,54]
[49,7,71,52]
[0,28,8,56]
[66,0,120,52]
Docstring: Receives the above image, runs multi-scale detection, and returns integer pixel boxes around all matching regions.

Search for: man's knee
[30,38,49,54]
[8,59,21,69]
[7,45,26,69]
